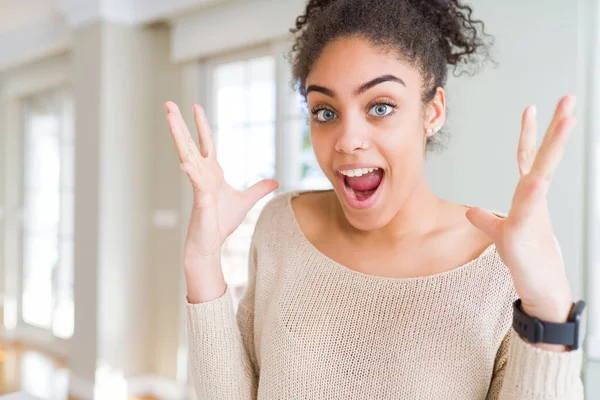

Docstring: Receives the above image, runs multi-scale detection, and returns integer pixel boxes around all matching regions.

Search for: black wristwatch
[512,298,586,350]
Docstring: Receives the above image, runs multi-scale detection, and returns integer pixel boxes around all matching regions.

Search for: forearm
[185,255,227,304]
[186,284,256,400]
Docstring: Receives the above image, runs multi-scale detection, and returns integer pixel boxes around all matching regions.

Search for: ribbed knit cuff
[186,285,236,336]
[506,327,583,397]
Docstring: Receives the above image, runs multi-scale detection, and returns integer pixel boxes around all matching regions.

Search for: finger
[165,101,202,167]
[509,176,547,221]
[517,105,538,176]
[530,95,575,177]
[193,105,216,158]
[465,207,502,241]
[546,95,576,141]
[242,179,279,211]
[180,162,204,191]
[528,116,576,183]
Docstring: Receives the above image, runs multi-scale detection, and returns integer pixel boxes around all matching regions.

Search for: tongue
[346,169,383,191]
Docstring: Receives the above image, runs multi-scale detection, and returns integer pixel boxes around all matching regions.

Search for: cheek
[377,119,423,154]
[310,129,335,172]
[377,120,426,173]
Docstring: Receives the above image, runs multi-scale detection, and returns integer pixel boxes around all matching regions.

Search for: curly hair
[288,0,494,152]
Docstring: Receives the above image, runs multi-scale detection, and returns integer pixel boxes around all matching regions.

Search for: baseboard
[0,328,17,341]
[69,373,95,400]
[127,375,191,400]
[69,373,191,400]
[0,325,68,359]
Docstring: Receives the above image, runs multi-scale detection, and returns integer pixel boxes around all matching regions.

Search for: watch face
[571,301,587,349]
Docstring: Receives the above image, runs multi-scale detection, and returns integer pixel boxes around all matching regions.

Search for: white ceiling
[0,0,58,33]
[0,0,230,71]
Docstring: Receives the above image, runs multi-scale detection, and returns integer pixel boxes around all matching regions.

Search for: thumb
[465,207,502,240]
[242,179,279,210]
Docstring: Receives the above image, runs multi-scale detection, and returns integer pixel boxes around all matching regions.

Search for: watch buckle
[532,318,544,343]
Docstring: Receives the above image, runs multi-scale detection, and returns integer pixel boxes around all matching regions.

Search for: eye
[312,108,338,123]
[368,103,394,117]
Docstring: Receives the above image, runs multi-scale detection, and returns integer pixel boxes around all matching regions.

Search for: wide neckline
[283,189,498,282]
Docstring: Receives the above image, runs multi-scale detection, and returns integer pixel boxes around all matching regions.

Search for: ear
[424,87,446,137]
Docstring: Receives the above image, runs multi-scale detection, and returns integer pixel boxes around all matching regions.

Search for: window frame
[19,87,74,341]
[0,53,71,358]
[200,42,304,191]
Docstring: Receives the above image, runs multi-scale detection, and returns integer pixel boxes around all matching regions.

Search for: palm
[165,102,278,261]
[466,95,576,310]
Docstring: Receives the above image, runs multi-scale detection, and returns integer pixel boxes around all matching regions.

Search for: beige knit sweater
[186,190,584,399]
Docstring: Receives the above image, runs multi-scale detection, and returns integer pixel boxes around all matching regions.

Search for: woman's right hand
[164,102,279,269]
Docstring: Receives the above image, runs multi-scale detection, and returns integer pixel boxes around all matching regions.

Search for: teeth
[339,167,379,177]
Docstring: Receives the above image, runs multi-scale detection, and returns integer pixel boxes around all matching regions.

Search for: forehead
[306,36,421,94]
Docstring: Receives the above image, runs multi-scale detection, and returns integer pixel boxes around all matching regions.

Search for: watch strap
[512,299,578,348]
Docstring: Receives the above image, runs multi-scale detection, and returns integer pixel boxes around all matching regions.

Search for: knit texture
[186,190,583,399]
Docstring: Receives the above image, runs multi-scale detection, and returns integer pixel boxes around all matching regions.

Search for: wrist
[516,296,576,353]
[184,255,226,304]
[184,252,222,271]
[521,296,573,324]
[184,266,227,304]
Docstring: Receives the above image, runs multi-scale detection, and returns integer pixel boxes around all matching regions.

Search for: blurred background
[0,0,598,399]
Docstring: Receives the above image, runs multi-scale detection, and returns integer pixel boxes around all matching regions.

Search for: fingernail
[530,105,537,117]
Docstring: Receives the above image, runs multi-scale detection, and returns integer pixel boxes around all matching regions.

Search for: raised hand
[465,96,577,345]
[164,102,279,268]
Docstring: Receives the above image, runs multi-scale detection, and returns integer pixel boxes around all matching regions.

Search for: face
[305,36,445,231]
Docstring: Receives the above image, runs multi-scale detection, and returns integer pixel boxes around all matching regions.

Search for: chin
[344,212,390,232]
[333,177,392,232]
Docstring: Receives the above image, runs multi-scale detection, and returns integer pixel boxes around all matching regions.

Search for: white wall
[68,21,190,397]
[426,0,592,303]
[423,0,597,393]
[148,26,188,382]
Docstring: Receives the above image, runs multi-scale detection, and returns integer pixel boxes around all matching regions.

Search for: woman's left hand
[465,95,577,344]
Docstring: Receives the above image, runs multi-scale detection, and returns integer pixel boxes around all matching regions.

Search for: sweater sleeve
[186,241,260,400]
[487,327,584,399]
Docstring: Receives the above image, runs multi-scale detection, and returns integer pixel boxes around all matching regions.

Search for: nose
[334,114,369,154]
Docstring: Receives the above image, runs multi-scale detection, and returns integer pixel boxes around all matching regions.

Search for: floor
[0,341,157,399]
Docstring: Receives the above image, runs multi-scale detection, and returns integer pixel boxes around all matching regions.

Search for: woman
[165,0,584,398]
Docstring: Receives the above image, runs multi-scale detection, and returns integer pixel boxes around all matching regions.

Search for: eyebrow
[305,74,406,98]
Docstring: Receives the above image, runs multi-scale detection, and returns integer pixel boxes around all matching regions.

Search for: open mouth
[337,167,384,208]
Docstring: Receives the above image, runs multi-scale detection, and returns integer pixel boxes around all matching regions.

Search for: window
[205,46,330,306]
[210,55,277,307]
[20,88,74,339]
